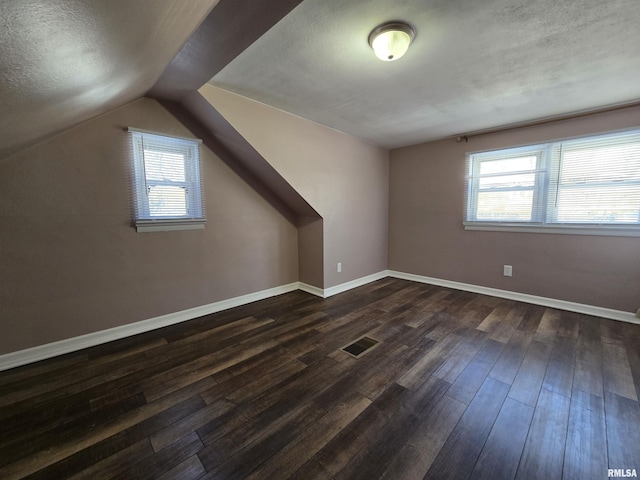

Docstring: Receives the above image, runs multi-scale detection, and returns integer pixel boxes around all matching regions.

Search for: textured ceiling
[210,0,640,148]
[0,0,217,159]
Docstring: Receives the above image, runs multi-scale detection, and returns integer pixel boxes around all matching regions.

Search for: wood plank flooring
[1,278,640,479]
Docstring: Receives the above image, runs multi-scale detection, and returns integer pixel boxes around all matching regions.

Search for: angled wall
[170,92,324,289]
[389,106,640,312]
[0,97,298,355]
[200,84,389,288]
[298,216,324,287]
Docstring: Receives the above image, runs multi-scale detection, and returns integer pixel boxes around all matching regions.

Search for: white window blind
[466,145,546,223]
[464,129,640,235]
[547,132,640,224]
[129,129,205,232]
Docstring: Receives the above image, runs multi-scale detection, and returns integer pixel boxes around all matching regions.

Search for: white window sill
[135,218,206,233]
[463,222,640,237]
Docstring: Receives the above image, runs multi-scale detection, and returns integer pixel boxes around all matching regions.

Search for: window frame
[129,128,206,233]
[464,129,640,237]
[466,144,548,224]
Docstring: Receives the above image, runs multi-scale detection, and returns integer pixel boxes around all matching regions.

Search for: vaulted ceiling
[2,0,639,159]
[0,0,217,159]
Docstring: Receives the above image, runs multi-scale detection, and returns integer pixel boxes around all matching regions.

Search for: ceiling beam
[149,0,304,101]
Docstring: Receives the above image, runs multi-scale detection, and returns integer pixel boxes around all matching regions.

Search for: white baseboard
[299,271,389,298]
[3,270,636,372]
[298,282,324,298]
[388,270,639,325]
[0,271,389,372]
[323,271,389,298]
[0,282,299,372]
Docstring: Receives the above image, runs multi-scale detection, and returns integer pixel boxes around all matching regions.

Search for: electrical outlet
[503,265,513,277]
[337,262,342,273]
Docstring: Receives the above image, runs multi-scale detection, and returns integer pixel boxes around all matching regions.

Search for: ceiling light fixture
[368,22,416,62]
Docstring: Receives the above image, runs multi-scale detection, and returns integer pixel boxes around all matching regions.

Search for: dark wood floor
[1,278,640,480]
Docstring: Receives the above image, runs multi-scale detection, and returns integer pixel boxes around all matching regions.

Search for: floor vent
[341,336,380,358]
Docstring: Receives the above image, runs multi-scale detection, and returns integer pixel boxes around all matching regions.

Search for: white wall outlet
[503,265,513,277]
[337,262,342,273]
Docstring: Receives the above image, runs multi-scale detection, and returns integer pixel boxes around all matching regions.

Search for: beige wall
[0,98,298,355]
[6,87,636,357]
[298,217,324,287]
[389,106,640,312]
[201,84,389,288]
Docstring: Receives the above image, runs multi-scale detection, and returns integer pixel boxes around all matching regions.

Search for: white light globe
[372,30,411,61]
[369,22,415,62]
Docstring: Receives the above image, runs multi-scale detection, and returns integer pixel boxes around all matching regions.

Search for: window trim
[135,218,206,233]
[128,128,206,233]
[464,128,640,237]
[463,222,640,237]
[465,144,548,223]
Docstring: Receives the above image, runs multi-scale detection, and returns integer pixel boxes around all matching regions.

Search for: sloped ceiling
[210,0,640,148]
[3,0,639,158]
[0,0,217,159]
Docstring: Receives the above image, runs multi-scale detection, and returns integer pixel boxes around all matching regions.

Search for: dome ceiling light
[368,21,416,62]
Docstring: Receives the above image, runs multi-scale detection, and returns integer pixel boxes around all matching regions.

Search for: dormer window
[128,128,205,232]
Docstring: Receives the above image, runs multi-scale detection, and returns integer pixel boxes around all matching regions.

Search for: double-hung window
[129,129,205,232]
[466,145,547,223]
[464,129,640,235]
